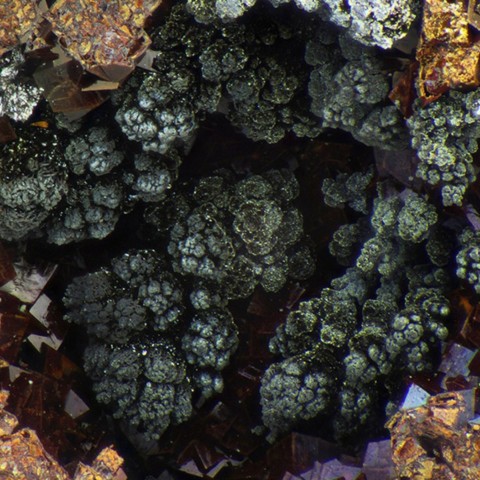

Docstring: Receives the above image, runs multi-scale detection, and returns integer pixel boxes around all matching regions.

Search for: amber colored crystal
[0,0,40,56]
[74,446,125,480]
[0,428,70,479]
[388,390,480,479]
[44,0,162,83]
[34,60,109,119]
[417,0,480,103]
[0,387,125,480]
[388,61,418,118]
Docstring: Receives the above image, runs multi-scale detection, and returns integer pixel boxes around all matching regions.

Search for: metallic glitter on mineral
[388,389,480,479]
[417,0,480,103]
[0,48,42,122]
[43,0,163,83]
[0,0,41,56]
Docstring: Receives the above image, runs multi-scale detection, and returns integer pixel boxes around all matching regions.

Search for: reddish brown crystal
[0,0,40,56]
[0,388,124,480]
[0,313,30,364]
[34,60,109,120]
[43,0,162,83]
[0,244,15,288]
[387,390,480,479]
[0,117,17,145]
[388,61,418,118]
[417,0,480,103]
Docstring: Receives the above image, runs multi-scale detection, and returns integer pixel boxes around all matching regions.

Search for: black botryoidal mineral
[64,249,239,440]
[261,183,451,443]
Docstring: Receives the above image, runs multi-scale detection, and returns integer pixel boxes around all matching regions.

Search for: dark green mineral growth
[0,47,42,122]
[261,182,452,442]
[48,125,181,244]
[162,168,315,300]
[305,27,409,150]
[113,2,320,150]
[83,339,193,441]
[408,89,480,206]
[322,166,374,214]
[63,249,239,440]
[0,119,181,245]
[457,228,480,294]
[5,0,475,468]
[0,125,67,241]
[186,0,417,50]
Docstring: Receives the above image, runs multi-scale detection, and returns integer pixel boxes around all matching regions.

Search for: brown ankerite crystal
[73,447,126,480]
[387,389,480,479]
[0,0,41,56]
[417,0,480,103]
[0,369,124,479]
[0,390,125,480]
[43,0,163,83]
[33,59,109,119]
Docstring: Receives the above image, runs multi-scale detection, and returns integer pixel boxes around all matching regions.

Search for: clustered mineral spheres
[2,0,480,469]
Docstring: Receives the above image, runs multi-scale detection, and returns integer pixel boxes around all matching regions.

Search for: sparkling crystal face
[44,0,162,82]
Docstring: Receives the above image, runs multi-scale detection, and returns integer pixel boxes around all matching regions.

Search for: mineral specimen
[388,390,480,479]
[114,3,319,152]
[306,27,408,149]
[261,183,451,442]
[417,0,480,103]
[457,228,480,294]
[187,0,417,50]
[0,125,67,241]
[42,0,163,83]
[164,168,314,300]
[408,89,480,206]
[0,48,42,122]
[0,0,39,55]
[0,388,125,480]
[64,249,239,439]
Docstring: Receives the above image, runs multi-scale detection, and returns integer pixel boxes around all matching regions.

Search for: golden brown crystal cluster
[43,0,162,82]
[417,0,480,103]
[0,0,162,123]
[388,390,480,479]
[0,0,40,56]
[1,0,162,84]
[0,391,125,480]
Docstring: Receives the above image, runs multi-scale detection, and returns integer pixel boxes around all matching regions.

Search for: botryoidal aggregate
[64,249,239,441]
[186,0,419,50]
[260,179,452,442]
[0,2,413,246]
[114,2,410,150]
[113,2,321,148]
[156,168,315,299]
[0,123,180,244]
[2,0,480,449]
[408,90,480,207]
[63,167,313,441]
[0,47,41,122]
